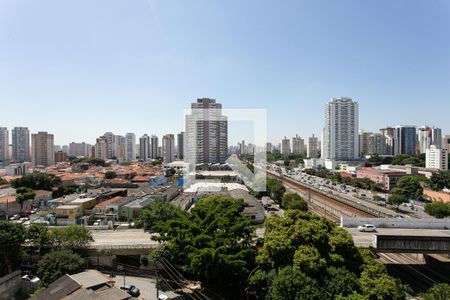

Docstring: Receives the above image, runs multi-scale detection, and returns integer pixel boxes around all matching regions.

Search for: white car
[357,224,377,232]
[22,275,40,284]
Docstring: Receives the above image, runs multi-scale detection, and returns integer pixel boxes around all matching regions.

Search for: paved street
[90,229,159,248]
[114,274,180,300]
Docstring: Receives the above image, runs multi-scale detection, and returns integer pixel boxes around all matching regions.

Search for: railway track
[270,172,379,219]
[378,253,450,294]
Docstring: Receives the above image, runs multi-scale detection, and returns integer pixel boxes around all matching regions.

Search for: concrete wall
[374,235,450,252]
[341,217,450,229]
[0,270,21,300]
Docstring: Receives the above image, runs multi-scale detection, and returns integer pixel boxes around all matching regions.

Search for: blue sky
[1,0,449,145]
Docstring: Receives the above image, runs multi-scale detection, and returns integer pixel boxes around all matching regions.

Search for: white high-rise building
[12,127,30,163]
[307,134,319,158]
[139,134,151,161]
[323,97,359,161]
[185,98,228,164]
[418,126,442,154]
[426,145,448,171]
[125,133,136,161]
[162,134,175,164]
[31,131,54,166]
[281,137,291,157]
[292,134,305,155]
[380,127,395,155]
[0,127,9,162]
[151,135,159,159]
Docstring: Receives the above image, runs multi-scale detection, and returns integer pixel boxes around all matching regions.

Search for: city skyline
[1,1,450,145]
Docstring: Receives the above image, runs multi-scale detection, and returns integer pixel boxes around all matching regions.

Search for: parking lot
[113,274,180,300]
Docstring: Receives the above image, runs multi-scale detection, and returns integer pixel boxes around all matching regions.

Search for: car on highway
[120,284,140,297]
[357,224,377,232]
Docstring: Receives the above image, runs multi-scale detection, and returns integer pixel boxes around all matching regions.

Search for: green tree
[424,202,450,218]
[421,283,450,300]
[136,201,181,230]
[26,223,51,256]
[358,250,406,300]
[429,171,450,191]
[281,192,308,211]
[336,292,369,300]
[0,177,8,185]
[267,266,321,300]
[37,249,86,285]
[11,173,61,190]
[394,175,425,199]
[16,187,35,213]
[152,195,255,296]
[267,178,286,204]
[0,221,25,276]
[321,267,361,299]
[52,184,78,198]
[50,225,93,249]
[104,171,117,179]
[293,245,326,275]
[387,193,406,208]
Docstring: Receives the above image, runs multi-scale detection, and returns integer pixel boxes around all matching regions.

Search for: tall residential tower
[322,97,359,161]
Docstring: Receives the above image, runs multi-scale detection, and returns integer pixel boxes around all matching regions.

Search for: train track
[378,253,450,294]
[270,172,379,219]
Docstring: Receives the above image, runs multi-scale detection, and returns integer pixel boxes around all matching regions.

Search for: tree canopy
[421,283,450,300]
[149,196,256,296]
[16,187,36,212]
[37,249,86,286]
[11,173,62,190]
[392,175,425,199]
[428,171,450,191]
[250,211,406,300]
[0,221,25,276]
[281,192,308,211]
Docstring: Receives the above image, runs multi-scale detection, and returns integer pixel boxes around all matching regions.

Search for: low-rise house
[29,269,130,300]
[120,196,153,221]
[55,204,82,225]
[150,185,180,201]
[0,196,32,216]
[70,196,96,211]
[93,196,134,221]
[34,189,53,207]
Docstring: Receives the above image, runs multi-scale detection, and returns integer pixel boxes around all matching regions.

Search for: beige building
[307,134,319,158]
[292,134,305,155]
[31,131,54,166]
[55,205,82,225]
[281,136,291,157]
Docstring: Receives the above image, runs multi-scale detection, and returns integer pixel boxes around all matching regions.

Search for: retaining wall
[341,217,450,229]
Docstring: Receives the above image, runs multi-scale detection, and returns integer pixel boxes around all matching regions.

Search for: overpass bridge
[346,228,450,253]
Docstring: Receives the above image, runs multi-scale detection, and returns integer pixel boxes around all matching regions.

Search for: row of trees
[0,222,91,284]
[138,196,407,299]
[367,154,426,167]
